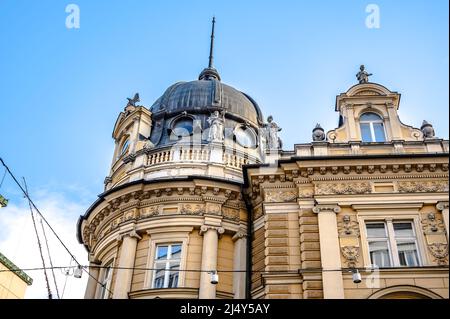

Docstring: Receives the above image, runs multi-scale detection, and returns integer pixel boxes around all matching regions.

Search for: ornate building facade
[77,21,449,299]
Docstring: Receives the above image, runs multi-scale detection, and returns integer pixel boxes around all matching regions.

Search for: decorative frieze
[179,204,205,215]
[265,190,297,203]
[315,182,371,195]
[397,181,449,193]
[222,207,240,222]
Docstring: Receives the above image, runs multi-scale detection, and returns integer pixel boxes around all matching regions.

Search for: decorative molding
[122,153,136,164]
[427,243,449,265]
[179,204,205,215]
[310,173,449,182]
[341,246,360,268]
[140,205,161,219]
[436,201,449,211]
[298,186,314,198]
[222,207,240,222]
[316,182,371,195]
[312,204,341,214]
[0,252,33,285]
[337,215,360,236]
[265,190,297,203]
[421,213,446,234]
[199,225,225,236]
[232,229,247,241]
[205,202,222,216]
[397,181,449,193]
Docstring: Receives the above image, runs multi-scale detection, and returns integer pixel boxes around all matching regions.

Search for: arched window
[120,139,130,156]
[171,117,193,137]
[360,112,386,142]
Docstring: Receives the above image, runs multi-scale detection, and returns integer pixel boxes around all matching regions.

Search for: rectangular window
[365,221,420,268]
[152,244,182,289]
[366,223,391,267]
[393,222,420,267]
[100,263,113,299]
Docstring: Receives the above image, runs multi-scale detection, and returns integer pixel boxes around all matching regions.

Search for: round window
[234,126,257,148]
[172,118,193,137]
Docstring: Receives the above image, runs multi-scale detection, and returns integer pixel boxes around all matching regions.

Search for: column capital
[312,204,341,214]
[117,229,142,242]
[436,201,449,211]
[199,225,225,236]
[232,229,247,242]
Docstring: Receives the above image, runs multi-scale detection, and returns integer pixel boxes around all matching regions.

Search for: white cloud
[0,191,89,299]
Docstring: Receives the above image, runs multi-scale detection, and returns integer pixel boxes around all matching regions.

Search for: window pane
[156,246,168,260]
[171,245,182,259]
[366,223,387,237]
[369,241,391,267]
[360,123,373,142]
[172,118,193,136]
[360,112,382,121]
[393,223,414,237]
[397,241,419,266]
[168,262,180,288]
[153,263,166,288]
[373,123,386,142]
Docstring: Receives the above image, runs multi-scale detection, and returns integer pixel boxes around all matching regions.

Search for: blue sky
[0,1,448,226]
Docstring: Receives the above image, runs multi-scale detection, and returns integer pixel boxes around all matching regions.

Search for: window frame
[98,259,114,299]
[143,228,191,289]
[152,243,182,289]
[362,218,423,268]
[355,207,428,268]
[359,112,387,142]
[365,221,393,268]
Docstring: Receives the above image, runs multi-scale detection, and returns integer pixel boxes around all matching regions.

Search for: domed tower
[77,18,269,299]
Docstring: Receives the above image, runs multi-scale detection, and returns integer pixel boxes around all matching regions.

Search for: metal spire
[208,16,216,68]
[199,16,221,81]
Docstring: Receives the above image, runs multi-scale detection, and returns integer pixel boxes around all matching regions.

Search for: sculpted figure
[207,110,225,142]
[356,65,372,84]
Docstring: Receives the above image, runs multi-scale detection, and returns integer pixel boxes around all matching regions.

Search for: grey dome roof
[150,79,263,125]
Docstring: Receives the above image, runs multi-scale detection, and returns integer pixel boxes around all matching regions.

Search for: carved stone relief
[421,213,446,234]
[179,204,205,215]
[397,181,449,193]
[427,243,449,265]
[265,190,297,202]
[316,182,371,195]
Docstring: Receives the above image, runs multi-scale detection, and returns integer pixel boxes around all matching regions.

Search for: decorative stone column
[312,204,345,299]
[84,260,100,299]
[436,202,449,240]
[199,225,224,299]
[112,229,141,299]
[232,229,247,299]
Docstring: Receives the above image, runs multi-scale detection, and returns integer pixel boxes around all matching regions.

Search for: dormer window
[360,112,386,142]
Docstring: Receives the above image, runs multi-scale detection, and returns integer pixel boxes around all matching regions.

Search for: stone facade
[78,71,449,299]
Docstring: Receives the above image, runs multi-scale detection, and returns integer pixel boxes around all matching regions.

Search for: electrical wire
[0,167,6,188]
[39,217,60,299]
[0,264,446,274]
[22,177,53,299]
[61,258,73,299]
[0,157,113,298]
